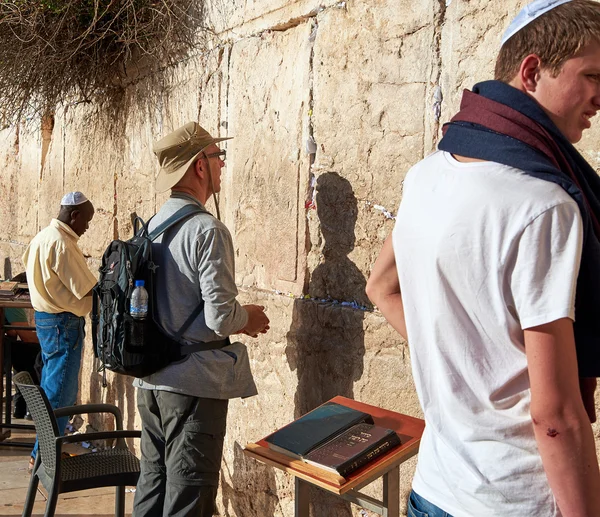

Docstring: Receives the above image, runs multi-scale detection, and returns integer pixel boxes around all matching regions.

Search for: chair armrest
[54,404,124,429]
[56,430,141,445]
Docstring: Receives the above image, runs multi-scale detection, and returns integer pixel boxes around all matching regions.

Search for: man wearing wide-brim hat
[132,122,270,517]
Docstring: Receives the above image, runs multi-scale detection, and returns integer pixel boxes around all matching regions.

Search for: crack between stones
[0,238,27,247]
[222,0,335,35]
[301,18,318,294]
[429,0,447,151]
[225,45,231,127]
[238,284,373,313]
[268,11,320,32]
[40,112,54,175]
[249,2,346,39]
[61,113,66,193]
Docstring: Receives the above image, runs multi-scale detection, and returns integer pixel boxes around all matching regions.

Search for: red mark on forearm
[532,419,559,437]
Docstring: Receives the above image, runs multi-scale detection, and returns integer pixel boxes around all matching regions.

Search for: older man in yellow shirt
[22,191,97,466]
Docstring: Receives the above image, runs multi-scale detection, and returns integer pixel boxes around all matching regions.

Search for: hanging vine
[0,0,209,125]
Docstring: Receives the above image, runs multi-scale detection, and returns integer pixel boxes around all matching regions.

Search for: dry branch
[0,0,207,125]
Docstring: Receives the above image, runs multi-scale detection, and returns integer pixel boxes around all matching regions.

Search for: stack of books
[0,281,19,299]
[265,401,401,477]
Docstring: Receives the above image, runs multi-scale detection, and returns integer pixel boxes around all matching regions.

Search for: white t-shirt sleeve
[509,201,583,329]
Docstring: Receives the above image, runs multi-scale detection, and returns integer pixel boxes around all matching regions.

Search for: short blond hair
[495,0,600,82]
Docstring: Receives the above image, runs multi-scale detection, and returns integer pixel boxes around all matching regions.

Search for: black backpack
[91,204,228,385]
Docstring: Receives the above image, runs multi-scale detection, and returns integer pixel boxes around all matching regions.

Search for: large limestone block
[156,50,225,141]
[162,49,230,222]
[200,46,240,229]
[307,0,441,311]
[116,117,159,237]
[579,135,600,174]
[312,0,439,209]
[59,108,119,258]
[160,58,201,131]
[2,118,57,275]
[15,124,41,244]
[37,109,67,235]
[228,24,312,294]
[0,127,20,275]
[115,94,164,237]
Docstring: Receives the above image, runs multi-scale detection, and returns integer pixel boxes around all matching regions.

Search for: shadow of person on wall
[285,172,371,517]
[220,442,278,517]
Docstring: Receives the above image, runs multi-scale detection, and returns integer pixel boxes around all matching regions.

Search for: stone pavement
[0,419,135,516]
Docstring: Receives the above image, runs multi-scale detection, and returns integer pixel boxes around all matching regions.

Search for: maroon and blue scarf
[438,80,600,419]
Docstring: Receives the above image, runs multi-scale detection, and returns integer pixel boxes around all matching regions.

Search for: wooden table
[0,295,37,447]
[244,395,425,517]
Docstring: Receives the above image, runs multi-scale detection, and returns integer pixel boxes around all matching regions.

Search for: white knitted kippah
[60,191,89,206]
[501,0,572,47]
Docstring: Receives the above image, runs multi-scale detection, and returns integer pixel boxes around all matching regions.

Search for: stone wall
[2,0,600,516]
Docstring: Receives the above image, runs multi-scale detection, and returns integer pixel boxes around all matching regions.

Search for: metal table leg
[295,478,310,517]
[382,466,400,517]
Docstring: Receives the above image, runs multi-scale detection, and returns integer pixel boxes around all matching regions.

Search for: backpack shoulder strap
[148,203,210,342]
[91,287,99,350]
[148,204,208,242]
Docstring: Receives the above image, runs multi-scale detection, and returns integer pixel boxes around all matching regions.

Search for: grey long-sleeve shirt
[134,193,257,399]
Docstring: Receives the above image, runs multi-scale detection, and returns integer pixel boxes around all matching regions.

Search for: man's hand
[239,304,270,338]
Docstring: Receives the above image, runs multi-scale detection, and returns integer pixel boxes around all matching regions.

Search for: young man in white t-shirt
[367,1,600,516]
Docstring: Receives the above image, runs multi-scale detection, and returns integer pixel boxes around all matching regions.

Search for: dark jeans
[408,490,454,517]
[133,389,229,517]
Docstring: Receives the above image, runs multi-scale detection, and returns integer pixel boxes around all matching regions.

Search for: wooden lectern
[244,395,425,517]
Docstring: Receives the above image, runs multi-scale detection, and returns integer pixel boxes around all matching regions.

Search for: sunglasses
[204,150,226,161]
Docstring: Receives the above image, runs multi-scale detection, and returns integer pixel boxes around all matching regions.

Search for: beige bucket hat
[153,121,232,193]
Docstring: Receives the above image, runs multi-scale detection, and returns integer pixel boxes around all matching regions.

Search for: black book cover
[264,402,373,459]
[304,423,401,477]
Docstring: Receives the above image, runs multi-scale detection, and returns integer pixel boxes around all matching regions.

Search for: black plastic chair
[13,371,141,517]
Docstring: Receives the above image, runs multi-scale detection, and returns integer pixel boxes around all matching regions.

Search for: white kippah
[60,191,89,206]
[501,0,573,47]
